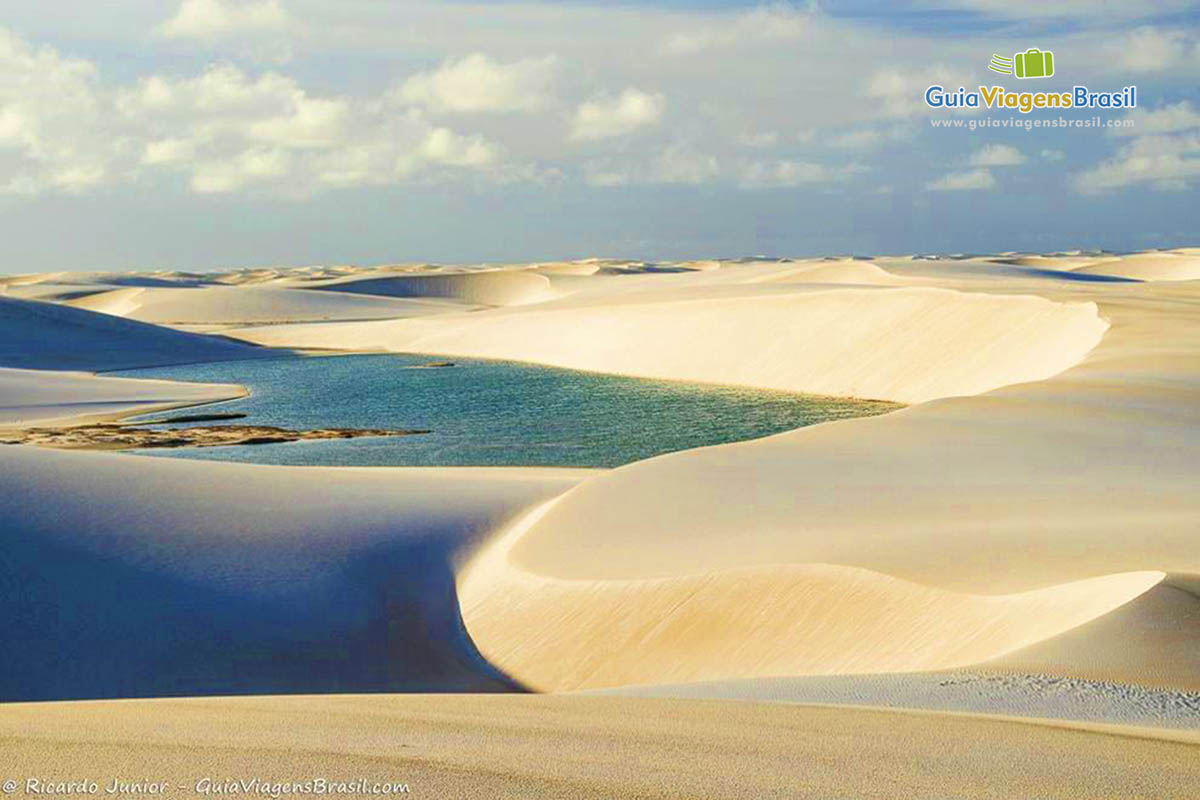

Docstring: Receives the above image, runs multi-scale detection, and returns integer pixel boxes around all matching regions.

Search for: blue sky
[0,0,1198,272]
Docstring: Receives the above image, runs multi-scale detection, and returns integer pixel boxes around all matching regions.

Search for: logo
[924,45,1135,114]
[989,48,1055,79]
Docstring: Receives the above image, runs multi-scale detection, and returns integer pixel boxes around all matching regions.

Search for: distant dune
[67,285,468,327]
[290,268,558,307]
[232,286,1107,404]
[1072,252,1200,282]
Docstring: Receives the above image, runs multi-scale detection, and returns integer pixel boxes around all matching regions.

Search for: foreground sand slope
[0,445,590,699]
[3,695,1198,800]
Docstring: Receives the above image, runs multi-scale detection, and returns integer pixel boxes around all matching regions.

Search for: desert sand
[3,695,1198,799]
[1,249,1198,793]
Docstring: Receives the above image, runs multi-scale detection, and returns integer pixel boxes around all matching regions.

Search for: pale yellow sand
[0,367,244,427]
[230,285,1108,404]
[67,286,470,326]
[1072,252,1200,281]
[1,251,1197,745]
[182,252,1200,694]
[3,695,1197,800]
[283,267,559,306]
[0,295,266,371]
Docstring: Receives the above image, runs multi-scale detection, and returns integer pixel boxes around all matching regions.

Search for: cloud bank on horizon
[0,0,1197,270]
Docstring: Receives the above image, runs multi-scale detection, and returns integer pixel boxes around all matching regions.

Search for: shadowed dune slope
[295,269,556,306]
[0,296,269,371]
[1073,252,1200,282]
[0,445,590,701]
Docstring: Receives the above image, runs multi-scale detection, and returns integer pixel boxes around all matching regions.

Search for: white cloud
[0,28,113,195]
[866,65,970,118]
[118,64,350,149]
[570,89,664,141]
[582,164,628,187]
[739,159,861,189]
[829,129,883,150]
[1076,102,1200,192]
[652,144,720,185]
[969,144,1025,166]
[1113,101,1200,137]
[394,53,559,114]
[1040,149,1065,162]
[413,128,498,168]
[737,130,779,148]
[1075,133,1200,193]
[661,4,812,55]
[920,0,1197,20]
[141,138,197,165]
[584,144,718,187]
[926,168,994,191]
[116,63,510,195]
[159,0,289,40]
[0,27,525,198]
[1099,26,1200,72]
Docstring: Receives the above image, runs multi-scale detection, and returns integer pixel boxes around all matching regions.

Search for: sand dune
[0,444,589,700]
[0,295,269,371]
[1072,252,1200,281]
[604,672,1200,729]
[447,256,1199,692]
[0,367,244,427]
[68,285,468,326]
[289,268,557,306]
[460,496,1165,691]
[232,287,1107,404]
[1,249,1197,742]
[4,695,1197,799]
[984,574,1200,691]
[753,258,914,285]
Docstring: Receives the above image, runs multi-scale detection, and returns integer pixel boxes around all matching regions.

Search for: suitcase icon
[1014,48,1054,79]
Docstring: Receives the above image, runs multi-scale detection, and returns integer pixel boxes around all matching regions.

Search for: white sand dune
[458,495,1166,691]
[1072,252,1200,282]
[67,285,469,326]
[0,295,269,371]
[232,287,1107,404]
[0,444,590,700]
[444,256,1200,692]
[0,367,244,427]
[1,249,1198,749]
[287,268,558,306]
[983,574,1200,691]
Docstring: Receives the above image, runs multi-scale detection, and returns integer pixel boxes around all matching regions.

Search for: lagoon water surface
[115,354,898,468]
